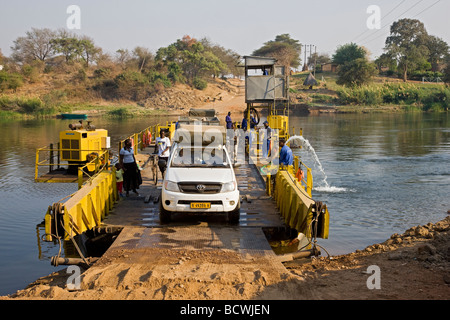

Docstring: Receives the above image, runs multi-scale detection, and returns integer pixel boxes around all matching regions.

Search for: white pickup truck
[159,120,240,224]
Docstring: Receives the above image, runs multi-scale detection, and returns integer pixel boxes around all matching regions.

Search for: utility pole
[302,44,317,73]
[313,45,317,77]
[302,44,308,71]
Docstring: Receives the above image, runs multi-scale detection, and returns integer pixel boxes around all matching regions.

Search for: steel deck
[102,151,286,229]
[100,151,288,262]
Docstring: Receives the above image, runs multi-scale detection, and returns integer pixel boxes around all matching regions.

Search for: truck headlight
[164,180,180,192]
[221,181,236,192]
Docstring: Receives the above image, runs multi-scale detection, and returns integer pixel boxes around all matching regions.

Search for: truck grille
[178,183,222,194]
[178,200,223,205]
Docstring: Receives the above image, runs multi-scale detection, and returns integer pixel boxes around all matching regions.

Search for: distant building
[321,63,338,73]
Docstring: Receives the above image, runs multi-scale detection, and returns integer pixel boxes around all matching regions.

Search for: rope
[61,214,90,266]
[48,202,91,267]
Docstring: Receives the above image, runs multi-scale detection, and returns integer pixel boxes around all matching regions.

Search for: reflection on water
[290,112,450,256]
[0,112,449,295]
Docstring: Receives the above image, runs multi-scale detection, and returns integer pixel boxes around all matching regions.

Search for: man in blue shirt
[263,121,272,158]
[226,112,232,129]
[250,115,257,129]
[279,138,293,166]
[241,116,248,131]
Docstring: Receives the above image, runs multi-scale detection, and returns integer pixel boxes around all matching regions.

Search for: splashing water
[287,135,350,193]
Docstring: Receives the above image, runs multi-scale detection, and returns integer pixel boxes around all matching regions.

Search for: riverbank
[0,78,243,120]
[1,215,448,300]
[2,74,449,121]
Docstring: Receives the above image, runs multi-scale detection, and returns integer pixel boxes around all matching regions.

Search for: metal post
[134,133,139,155]
[314,45,317,77]
[266,173,271,196]
[49,143,54,173]
[35,148,39,181]
[57,142,60,169]
[306,168,313,196]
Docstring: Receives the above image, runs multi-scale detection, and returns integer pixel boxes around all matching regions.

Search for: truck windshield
[170,147,230,168]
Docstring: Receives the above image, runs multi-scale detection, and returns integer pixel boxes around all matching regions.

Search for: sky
[0,0,449,67]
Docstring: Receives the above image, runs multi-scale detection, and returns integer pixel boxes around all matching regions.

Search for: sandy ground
[1,216,449,300]
[201,78,247,117]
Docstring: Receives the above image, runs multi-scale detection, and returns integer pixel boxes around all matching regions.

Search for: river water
[0,112,449,295]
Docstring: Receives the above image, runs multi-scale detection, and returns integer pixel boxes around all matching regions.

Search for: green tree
[443,54,450,85]
[426,35,449,72]
[332,43,366,65]
[252,34,302,70]
[167,62,185,83]
[51,30,84,63]
[374,53,396,74]
[385,18,430,82]
[336,58,377,87]
[79,36,101,67]
[155,36,225,85]
[200,38,242,77]
[333,43,376,87]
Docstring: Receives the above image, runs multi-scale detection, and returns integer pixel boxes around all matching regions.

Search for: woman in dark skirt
[119,138,140,196]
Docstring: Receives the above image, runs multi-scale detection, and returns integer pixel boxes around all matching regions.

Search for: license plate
[190,202,211,209]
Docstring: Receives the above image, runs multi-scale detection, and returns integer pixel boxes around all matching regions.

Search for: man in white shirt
[155,130,171,177]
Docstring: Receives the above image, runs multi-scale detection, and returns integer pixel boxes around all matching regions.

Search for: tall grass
[106,107,132,118]
[335,83,449,111]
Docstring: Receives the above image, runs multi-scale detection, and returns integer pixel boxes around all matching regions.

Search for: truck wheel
[159,201,171,224]
[228,208,240,224]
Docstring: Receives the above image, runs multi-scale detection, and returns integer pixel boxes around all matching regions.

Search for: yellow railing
[35,146,110,184]
[262,154,329,238]
[45,170,118,241]
[265,156,313,198]
[273,169,329,239]
[293,156,313,197]
[118,122,176,156]
[77,149,110,189]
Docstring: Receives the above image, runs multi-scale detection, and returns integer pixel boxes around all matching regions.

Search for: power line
[383,0,408,18]
[351,0,407,43]
[360,0,443,46]
[412,0,442,18]
[357,0,426,45]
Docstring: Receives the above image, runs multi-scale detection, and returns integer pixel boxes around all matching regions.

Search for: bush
[18,97,44,113]
[311,94,337,104]
[336,82,450,111]
[193,77,207,90]
[336,58,377,87]
[22,65,40,83]
[167,62,185,84]
[421,87,450,111]
[410,71,444,81]
[107,107,132,117]
[146,71,171,88]
[114,71,150,100]
[42,90,67,108]
[93,68,112,78]
[380,84,421,104]
[336,86,382,105]
[0,71,24,92]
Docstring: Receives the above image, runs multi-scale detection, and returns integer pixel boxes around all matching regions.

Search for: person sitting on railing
[279,138,293,166]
